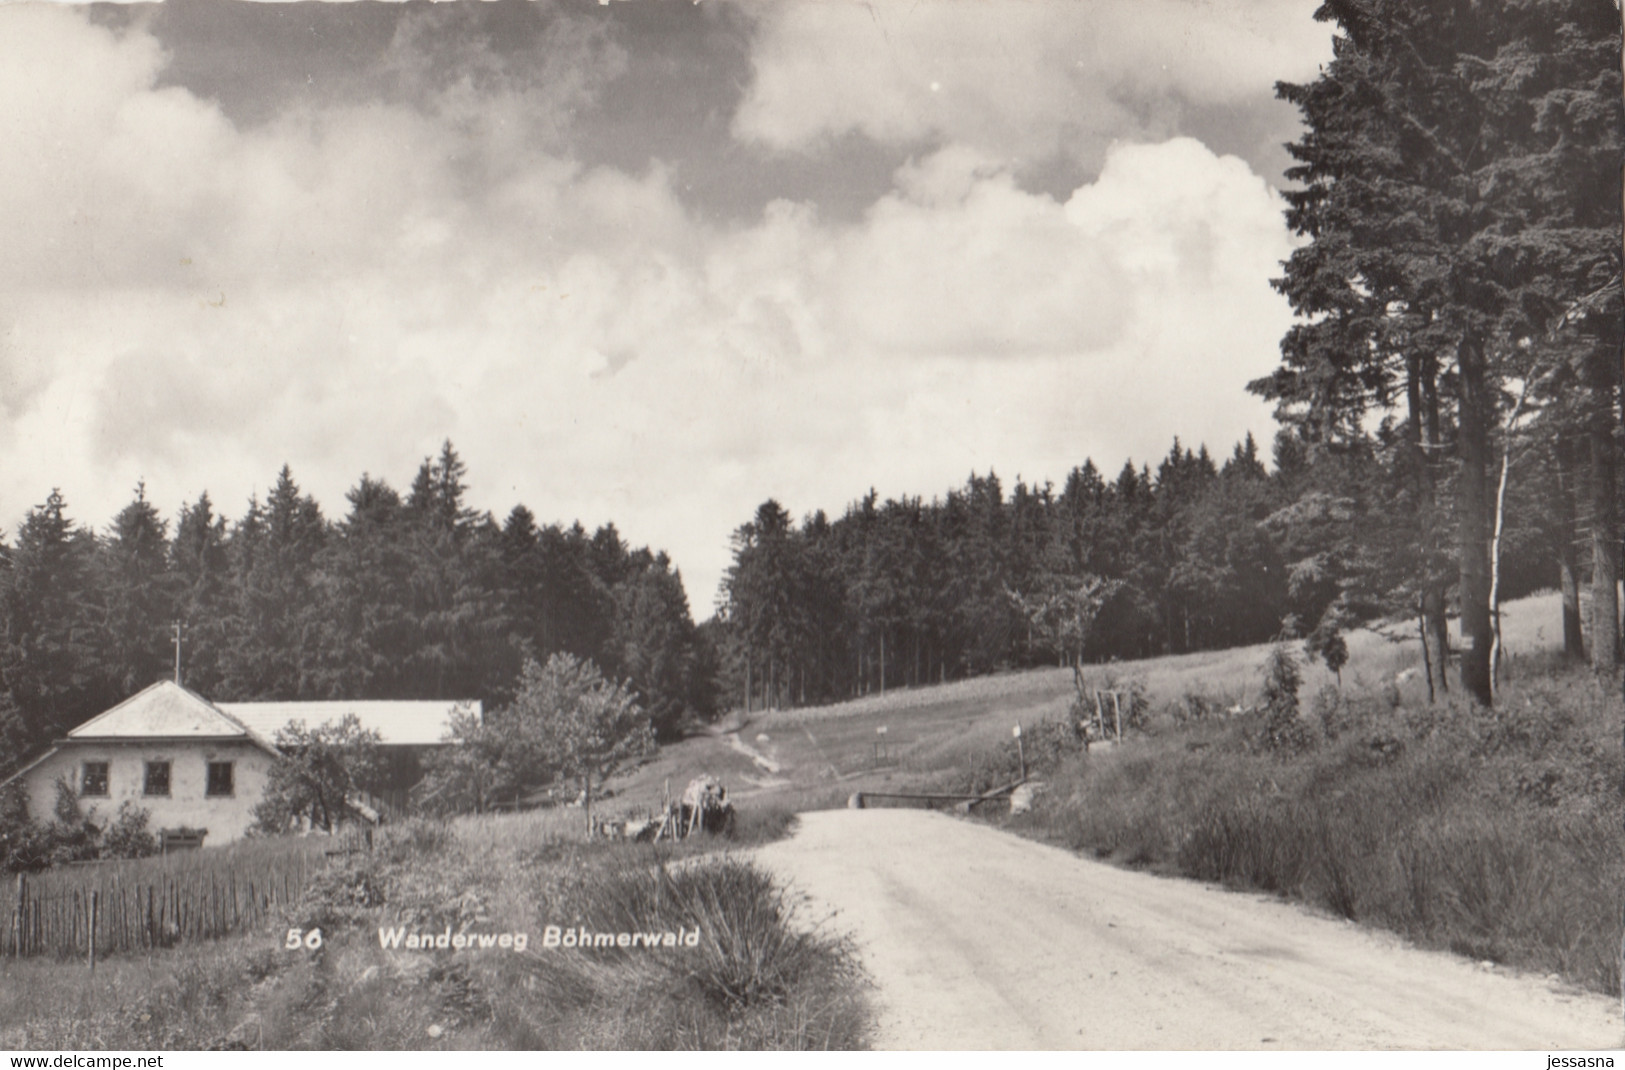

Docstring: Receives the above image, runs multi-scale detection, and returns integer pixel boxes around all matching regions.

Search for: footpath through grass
[0,804,867,1050]
[931,653,1623,999]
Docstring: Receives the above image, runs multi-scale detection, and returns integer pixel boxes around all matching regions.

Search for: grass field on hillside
[604,592,1571,816]
[1006,655,1624,998]
[0,805,865,1050]
[614,591,1621,1000]
[1,591,1601,1046]
[904,592,1619,1000]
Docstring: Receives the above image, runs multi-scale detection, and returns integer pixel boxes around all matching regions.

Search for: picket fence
[3,850,323,963]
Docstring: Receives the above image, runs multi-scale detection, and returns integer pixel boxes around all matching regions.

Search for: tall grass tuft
[1,802,867,1050]
[671,859,843,1007]
[1010,660,1624,998]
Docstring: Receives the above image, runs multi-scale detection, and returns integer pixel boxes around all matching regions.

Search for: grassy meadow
[992,655,1622,995]
[619,588,1622,1000]
[612,592,1572,810]
[911,592,1624,999]
[0,805,865,1050]
[3,590,1614,1047]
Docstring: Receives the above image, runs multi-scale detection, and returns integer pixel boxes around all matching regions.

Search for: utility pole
[172,621,183,686]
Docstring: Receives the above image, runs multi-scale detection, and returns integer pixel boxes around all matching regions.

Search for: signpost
[873,725,892,769]
[1093,691,1123,743]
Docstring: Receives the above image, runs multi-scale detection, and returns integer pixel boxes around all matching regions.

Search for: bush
[1171,688,1225,724]
[45,778,100,865]
[1080,669,1150,732]
[0,781,43,871]
[1309,684,1347,741]
[380,817,454,860]
[1,781,164,870]
[952,746,1027,796]
[1019,716,1089,770]
[294,854,388,933]
[588,856,857,1009]
[1015,658,1624,998]
[1258,644,1313,754]
[101,802,157,859]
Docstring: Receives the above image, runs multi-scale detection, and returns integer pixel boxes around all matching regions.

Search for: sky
[0,0,1335,615]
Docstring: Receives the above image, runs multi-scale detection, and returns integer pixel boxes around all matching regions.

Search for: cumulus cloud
[734,0,1332,174]
[0,5,1299,607]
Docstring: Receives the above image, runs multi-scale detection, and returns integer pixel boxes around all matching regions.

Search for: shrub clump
[1257,644,1313,754]
[101,802,158,859]
[581,855,863,1010]
[0,779,157,872]
[1030,660,1624,998]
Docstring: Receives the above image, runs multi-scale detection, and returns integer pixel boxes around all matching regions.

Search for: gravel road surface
[753,808,1623,1050]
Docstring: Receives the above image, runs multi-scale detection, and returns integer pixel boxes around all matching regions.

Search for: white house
[2,681,478,846]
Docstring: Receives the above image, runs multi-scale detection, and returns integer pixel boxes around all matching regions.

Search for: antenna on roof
[172,621,183,686]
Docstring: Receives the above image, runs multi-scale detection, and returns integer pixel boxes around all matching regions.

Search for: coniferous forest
[0,442,715,765]
[715,0,1623,713]
[0,0,1619,770]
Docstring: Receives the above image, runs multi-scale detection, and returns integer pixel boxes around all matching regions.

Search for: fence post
[88,890,97,972]
[12,873,23,958]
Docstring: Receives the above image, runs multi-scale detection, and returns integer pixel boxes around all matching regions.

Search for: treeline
[1,1,1614,750]
[713,431,1566,711]
[717,0,1622,711]
[0,442,713,770]
[1252,0,1622,705]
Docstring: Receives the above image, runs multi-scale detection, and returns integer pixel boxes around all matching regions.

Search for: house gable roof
[0,746,60,790]
[67,680,278,752]
[0,688,476,789]
[0,682,279,788]
[215,700,479,747]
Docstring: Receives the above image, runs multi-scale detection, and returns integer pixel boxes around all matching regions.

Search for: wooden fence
[3,851,319,962]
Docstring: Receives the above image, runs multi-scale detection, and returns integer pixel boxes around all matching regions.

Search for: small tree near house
[1260,641,1311,754]
[253,714,383,834]
[416,703,515,816]
[509,652,654,838]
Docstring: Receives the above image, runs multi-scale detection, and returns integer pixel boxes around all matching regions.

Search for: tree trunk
[1555,437,1587,660]
[1489,434,1512,692]
[1588,417,1619,674]
[879,630,886,695]
[1455,334,1494,705]
[1417,595,1436,704]
[1489,370,1541,692]
[1409,352,1450,698]
[582,775,592,840]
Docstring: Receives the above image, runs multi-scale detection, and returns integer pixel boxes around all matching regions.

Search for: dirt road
[753,808,1623,1050]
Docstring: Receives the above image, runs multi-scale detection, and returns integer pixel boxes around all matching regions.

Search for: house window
[81,762,109,797]
[144,761,171,797]
[205,761,234,797]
